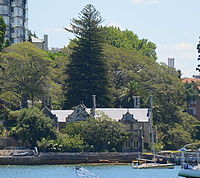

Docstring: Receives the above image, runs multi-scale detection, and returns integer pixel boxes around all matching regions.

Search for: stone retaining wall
[0,152,141,165]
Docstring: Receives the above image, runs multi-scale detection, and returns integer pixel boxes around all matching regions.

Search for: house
[31,35,48,51]
[182,78,200,120]
[44,101,152,152]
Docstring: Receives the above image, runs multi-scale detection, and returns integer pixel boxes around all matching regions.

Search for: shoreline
[0,152,139,165]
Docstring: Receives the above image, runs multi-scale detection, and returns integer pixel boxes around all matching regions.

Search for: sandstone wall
[0,152,140,165]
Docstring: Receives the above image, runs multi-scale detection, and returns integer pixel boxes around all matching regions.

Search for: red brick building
[182,78,200,120]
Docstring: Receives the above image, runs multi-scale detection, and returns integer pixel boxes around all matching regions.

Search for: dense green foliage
[8,107,56,147]
[184,82,199,112]
[0,4,199,151]
[64,114,128,152]
[64,4,112,108]
[102,44,198,149]
[101,26,157,59]
[0,42,67,109]
[37,133,84,152]
[0,42,53,108]
[47,51,68,109]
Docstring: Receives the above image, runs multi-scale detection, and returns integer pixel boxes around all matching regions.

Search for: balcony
[11,2,23,8]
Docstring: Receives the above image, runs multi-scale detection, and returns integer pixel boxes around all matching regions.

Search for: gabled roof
[51,110,73,122]
[51,108,149,123]
[89,108,149,122]
[182,78,200,91]
[31,36,43,43]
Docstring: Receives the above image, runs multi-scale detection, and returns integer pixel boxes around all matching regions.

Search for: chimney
[168,58,175,68]
[43,34,48,51]
[91,95,96,117]
[92,95,96,109]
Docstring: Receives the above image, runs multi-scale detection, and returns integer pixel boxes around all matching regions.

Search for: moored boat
[178,163,200,178]
[132,159,175,169]
[178,169,200,178]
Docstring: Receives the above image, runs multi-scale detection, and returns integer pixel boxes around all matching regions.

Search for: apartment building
[182,78,200,120]
[0,0,28,44]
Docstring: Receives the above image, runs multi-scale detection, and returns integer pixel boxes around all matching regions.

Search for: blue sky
[29,0,200,78]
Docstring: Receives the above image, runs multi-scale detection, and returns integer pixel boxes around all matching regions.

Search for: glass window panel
[0,5,9,14]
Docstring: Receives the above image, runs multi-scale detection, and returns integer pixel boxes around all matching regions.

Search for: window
[11,17,23,27]
[11,0,23,7]
[11,27,24,38]
[126,141,130,148]
[134,141,138,148]
[189,108,196,115]
[190,99,196,105]
[0,0,8,4]
[0,5,9,14]
[11,7,23,17]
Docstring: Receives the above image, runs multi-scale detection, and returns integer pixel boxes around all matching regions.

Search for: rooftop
[31,36,43,43]
[182,78,200,83]
[51,108,149,123]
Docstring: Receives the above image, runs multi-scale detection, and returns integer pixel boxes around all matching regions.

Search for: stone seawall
[0,152,140,165]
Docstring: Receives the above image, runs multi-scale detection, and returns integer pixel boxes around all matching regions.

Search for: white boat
[132,159,175,169]
[178,148,200,177]
[178,164,200,178]
[178,169,200,178]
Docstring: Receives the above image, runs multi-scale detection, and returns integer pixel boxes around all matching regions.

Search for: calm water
[0,165,182,178]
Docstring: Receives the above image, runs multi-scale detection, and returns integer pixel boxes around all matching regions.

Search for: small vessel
[178,163,200,178]
[132,158,175,169]
[178,148,200,177]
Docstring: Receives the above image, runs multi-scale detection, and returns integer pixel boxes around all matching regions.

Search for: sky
[29,0,200,78]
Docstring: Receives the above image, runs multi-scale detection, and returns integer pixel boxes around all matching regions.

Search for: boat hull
[178,169,200,178]
[132,163,175,169]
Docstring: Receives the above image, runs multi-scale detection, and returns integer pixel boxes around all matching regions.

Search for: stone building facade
[44,104,152,152]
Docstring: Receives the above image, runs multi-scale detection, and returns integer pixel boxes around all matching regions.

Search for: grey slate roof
[51,108,149,123]
[51,110,73,123]
[90,108,149,122]
[31,36,43,43]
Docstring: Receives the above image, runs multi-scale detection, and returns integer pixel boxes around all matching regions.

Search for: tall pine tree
[64,4,112,108]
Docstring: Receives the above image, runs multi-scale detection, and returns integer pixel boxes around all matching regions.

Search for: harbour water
[0,165,182,178]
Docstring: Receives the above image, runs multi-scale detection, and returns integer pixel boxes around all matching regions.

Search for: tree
[164,125,193,150]
[64,4,112,108]
[9,107,56,147]
[158,109,198,149]
[120,81,143,108]
[101,26,157,59]
[102,44,198,149]
[0,16,6,51]
[64,114,128,152]
[47,51,69,109]
[184,82,199,112]
[37,133,84,152]
[0,42,54,108]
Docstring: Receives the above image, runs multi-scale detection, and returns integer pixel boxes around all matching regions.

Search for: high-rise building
[0,0,28,44]
[168,58,175,68]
